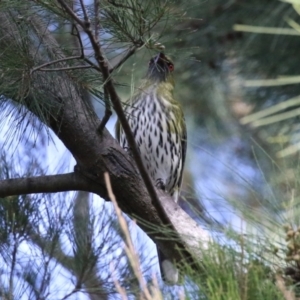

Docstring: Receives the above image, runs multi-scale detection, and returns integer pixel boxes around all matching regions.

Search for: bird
[115,52,187,285]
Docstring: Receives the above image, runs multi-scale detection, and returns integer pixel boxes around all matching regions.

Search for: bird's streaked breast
[119,87,184,199]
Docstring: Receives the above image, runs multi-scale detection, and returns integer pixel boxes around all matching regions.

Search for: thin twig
[105,9,136,44]
[92,0,111,133]
[97,85,112,132]
[109,46,137,73]
[110,262,128,300]
[104,173,154,300]
[84,57,102,72]
[9,239,18,299]
[39,65,92,72]
[79,0,90,25]
[38,261,51,297]
[94,0,100,40]
[30,56,82,74]
[71,23,85,58]
[57,0,86,28]
[60,287,80,300]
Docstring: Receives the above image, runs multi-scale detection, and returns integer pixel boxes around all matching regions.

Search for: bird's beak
[154,52,165,64]
[154,53,160,64]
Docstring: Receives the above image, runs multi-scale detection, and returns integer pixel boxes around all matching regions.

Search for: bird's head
[146,52,174,83]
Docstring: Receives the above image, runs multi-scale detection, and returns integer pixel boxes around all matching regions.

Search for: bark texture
[0,11,209,275]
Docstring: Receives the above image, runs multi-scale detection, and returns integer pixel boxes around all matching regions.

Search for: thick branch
[0,11,209,272]
[0,172,105,198]
[57,0,170,230]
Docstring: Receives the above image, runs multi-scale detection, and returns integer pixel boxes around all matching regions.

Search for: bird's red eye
[168,64,174,71]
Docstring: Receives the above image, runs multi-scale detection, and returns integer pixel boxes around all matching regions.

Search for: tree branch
[57,0,171,231]
[97,85,112,133]
[39,65,93,72]
[0,172,104,198]
[94,0,100,40]
[0,10,209,274]
[30,56,82,74]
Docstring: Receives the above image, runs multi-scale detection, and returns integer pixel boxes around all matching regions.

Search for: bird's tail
[157,246,179,285]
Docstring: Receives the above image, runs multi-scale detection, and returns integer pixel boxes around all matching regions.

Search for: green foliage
[192,244,282,300]
[0,154,156,299]
[101,0,169,45]
[3,0,300,299]
[0,0,178,146]
[232,0,300,159]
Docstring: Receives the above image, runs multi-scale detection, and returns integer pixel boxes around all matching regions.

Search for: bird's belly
[127,110,181,193]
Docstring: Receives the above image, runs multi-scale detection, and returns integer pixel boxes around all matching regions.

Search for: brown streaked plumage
[115,52,187,284]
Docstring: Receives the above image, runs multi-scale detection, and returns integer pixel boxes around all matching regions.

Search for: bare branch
[84,57,102,72]
[94,0,100,40]
[39,65,93,72]
[79,0,90,25]
[30,56,82,74]
[97,85,112,133]
[9,240,18,299]
[0,172,102,198]
[57,0,86,28]
[60,288,80,300]
[71,23,85,57]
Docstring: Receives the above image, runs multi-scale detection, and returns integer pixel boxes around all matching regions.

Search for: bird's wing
[178,114,187,190]
[115,119,121,142]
